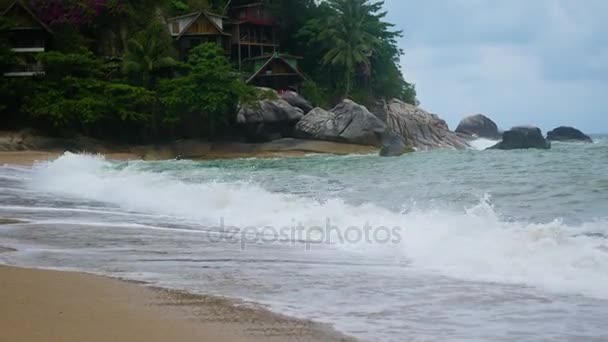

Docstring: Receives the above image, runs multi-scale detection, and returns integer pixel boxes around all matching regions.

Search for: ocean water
[1,137,608,341]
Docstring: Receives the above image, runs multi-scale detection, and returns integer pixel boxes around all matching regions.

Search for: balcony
[4,54,45,77]
[233,6,275,26]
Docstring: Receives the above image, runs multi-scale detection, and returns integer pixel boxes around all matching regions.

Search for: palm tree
[122,23,178,89]
[319,0,383,97]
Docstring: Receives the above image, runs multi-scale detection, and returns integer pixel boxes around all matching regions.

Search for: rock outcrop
[547,126,593,143]
[489,126,551,150]
[295,100,387,146]
[455,114,500,139]
[375,99,469,150]
[237,98,304,125]
[280,91,313,114]
[379,133,412,157]
[237,93,304,141]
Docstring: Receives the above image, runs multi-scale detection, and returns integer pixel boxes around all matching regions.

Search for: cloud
[385,0,608,133]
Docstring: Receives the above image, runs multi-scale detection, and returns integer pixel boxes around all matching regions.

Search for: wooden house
[227,1,278,69]
[166,11,231,60]
[244,53,304,91]
[2,0,52,76]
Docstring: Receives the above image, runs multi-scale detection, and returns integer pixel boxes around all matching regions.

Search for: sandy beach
[0,145,358,342]
[0,130,378,166]
[0,265,352,342]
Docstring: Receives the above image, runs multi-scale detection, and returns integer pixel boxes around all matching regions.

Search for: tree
[318,0,385,97]
[0,17,14,73]
[0,17,19,126]
[297,0,417,105]
[23,49,155,139]
[122,22,178,89]
[29,0,123,29]
[158,43,255,137]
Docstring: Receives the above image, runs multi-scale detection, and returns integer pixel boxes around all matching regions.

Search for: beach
[1,138,607,341]
[0,131,378,165]
[0,265,351,342]
[0,149,354,342]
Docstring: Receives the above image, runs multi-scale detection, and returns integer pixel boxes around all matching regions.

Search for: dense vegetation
[0,0,416,142]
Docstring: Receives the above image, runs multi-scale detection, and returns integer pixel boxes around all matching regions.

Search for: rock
[280,91,313,114]
[379,132,412,157]
[455,114,500,139]
[489,126,551,150]
[237,98,304,125]
[547,126,593,143]
[295,100,387,146]
[237,93,304,142]
[375,99,469,150]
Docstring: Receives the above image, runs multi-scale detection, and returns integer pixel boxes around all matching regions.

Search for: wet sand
[0,130,378,166]
[0,265,353,342]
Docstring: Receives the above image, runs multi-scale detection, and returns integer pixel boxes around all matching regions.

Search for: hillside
[0,0,417,142]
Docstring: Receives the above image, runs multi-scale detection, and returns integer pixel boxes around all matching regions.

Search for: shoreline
[0,264,355,342]
[0,144,364,341]
[1,131,379,166]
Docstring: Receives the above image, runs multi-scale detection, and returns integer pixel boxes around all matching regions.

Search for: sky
[384,0,608,133]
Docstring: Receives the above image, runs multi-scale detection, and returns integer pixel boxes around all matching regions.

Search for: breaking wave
[27,153,608,298]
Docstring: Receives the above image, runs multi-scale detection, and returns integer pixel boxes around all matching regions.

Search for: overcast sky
[384,0,608,133]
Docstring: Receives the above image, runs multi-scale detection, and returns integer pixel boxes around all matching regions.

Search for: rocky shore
[2,91,594,159]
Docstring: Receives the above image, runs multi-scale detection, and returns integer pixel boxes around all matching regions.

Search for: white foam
[469,138,500,150]
[26,153,608,298]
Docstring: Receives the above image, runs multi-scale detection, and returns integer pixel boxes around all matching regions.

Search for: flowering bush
[29,0,124,28]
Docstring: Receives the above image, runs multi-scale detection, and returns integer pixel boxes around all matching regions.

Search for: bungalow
[2,0,52,76]
[166,11,231,60]
[227,0,278,69]
[244,53,304,91]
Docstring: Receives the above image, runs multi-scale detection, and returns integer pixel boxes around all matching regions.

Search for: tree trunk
[344,69,351,98]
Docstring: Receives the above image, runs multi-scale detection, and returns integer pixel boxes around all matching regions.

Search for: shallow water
[1,137,608,341]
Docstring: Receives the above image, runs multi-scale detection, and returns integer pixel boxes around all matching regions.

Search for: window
[172,22,179,34]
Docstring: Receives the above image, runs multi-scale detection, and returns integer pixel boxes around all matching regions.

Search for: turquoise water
[1,137,607,341]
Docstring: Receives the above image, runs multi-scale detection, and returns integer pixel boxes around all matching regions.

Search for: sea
[1,136,607,341]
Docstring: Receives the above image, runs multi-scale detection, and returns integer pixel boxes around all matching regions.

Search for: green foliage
[50,27,92,53]
[301,79,328,108]
[294,0,417,105]
[158,43,255,136]
[318,0,383,97]
[23,50,155,138]
[170,0,190,14]
[2,0,418,140]
[38,49,104,79]
[123,22,178,89]
[0,17,14,73]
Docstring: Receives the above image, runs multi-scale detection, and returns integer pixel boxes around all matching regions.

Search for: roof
[244,54,303,62]
[2,0,53,34]
[167,11,231,39]
[229,2,264,10]
[246,53,304,84]
[167,11,228,21]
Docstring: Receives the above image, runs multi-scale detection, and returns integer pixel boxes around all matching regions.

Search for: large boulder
[375,99,469,150]
[280,91,313,114]
[295,100,387,146]
[455,114,500,139]
[237,93,304,141]
[547,126,593,143]
[237,98,304,124]
[379,132,412,157]
[489,126,551,150]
